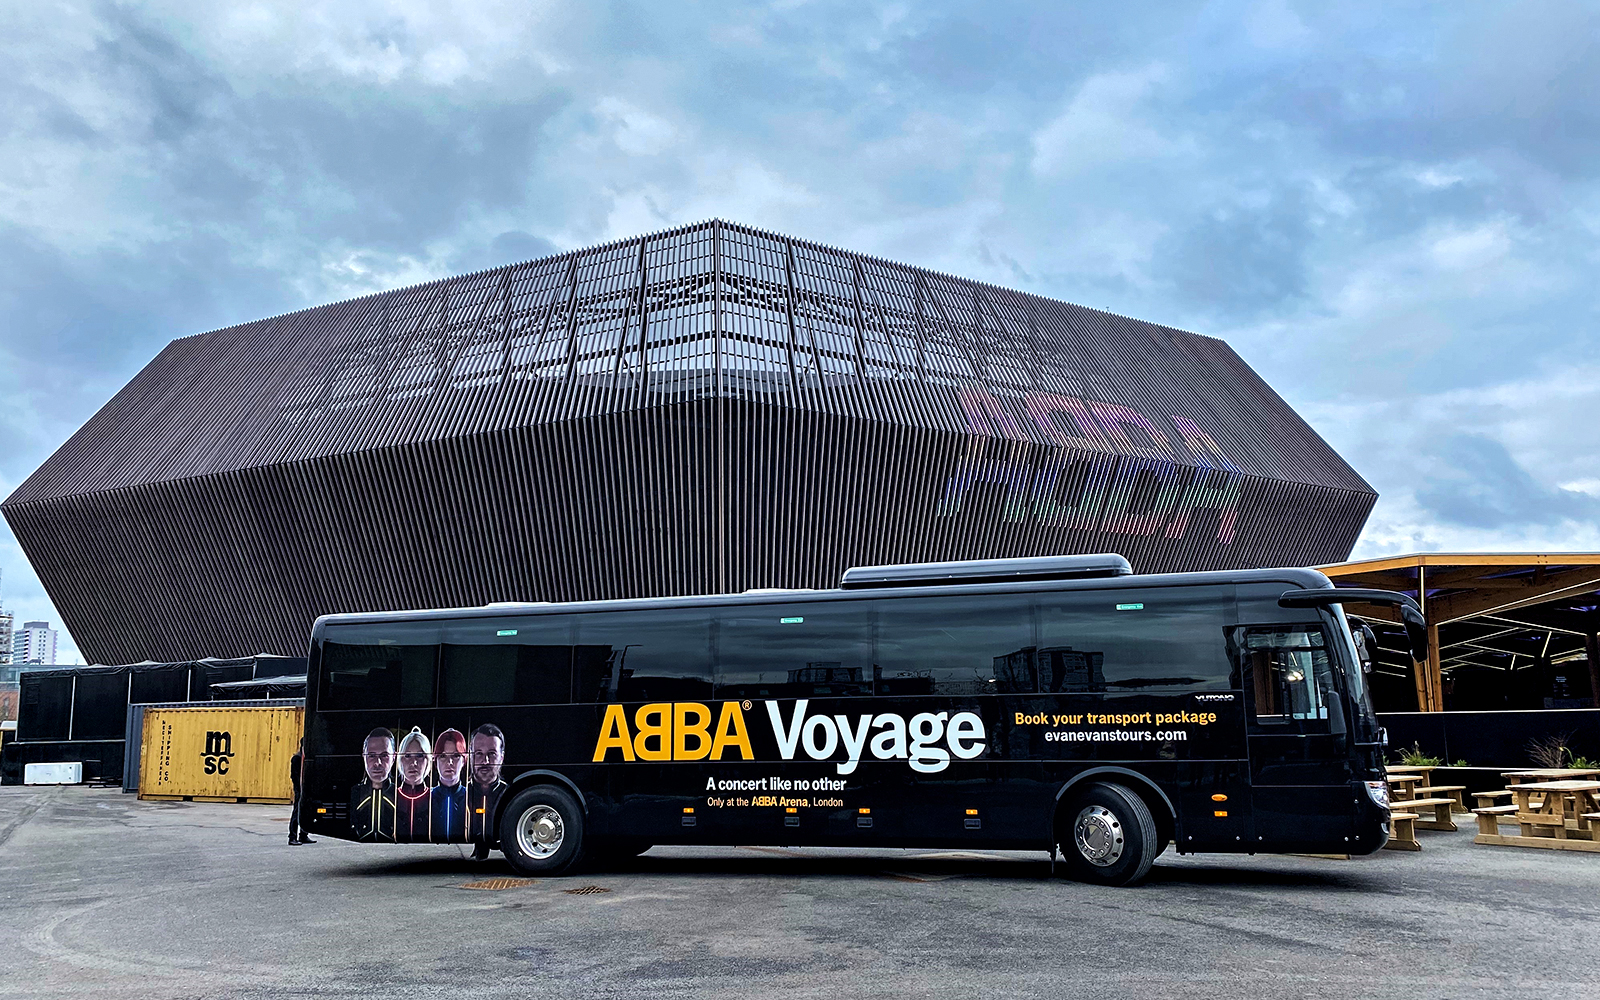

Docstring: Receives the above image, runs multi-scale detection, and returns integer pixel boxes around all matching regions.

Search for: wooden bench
[1516,809,1577,839]
[1416,785,1468,813]
[1385,811,1420,851]
[1473,804,1518,836]
[1401,797,1458,831]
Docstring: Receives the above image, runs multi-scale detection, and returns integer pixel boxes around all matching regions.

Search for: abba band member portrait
[394,727,433,842]
[351,727,397,842]
[468,723,507,846]
[430,728,469,843]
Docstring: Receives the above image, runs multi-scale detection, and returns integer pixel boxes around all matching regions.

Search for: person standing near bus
[467,723,506,859]
[394,727,433,842]
[430,728,469,843]
[289,737,316,845]
[351,727,397,842]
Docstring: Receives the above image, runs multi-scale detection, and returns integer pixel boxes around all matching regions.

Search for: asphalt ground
[1,786,1598,999]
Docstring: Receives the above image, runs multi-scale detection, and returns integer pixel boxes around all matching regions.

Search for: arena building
[3,220,1374,665]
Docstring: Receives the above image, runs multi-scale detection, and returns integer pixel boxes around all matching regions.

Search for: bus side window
[1233,625,1336,729]
[438,617,574,707]
[320,623,439,710]
[572,645,616,702]
[574,610,713,702]
[715,604,872,699]
[1035,587,1235,692]
[874,595,1035,696]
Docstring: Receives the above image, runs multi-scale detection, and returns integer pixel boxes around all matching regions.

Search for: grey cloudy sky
[2,1,1597,661]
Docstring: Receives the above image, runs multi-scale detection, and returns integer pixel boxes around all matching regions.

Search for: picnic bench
[1385,774,1424,794]
[1380,770,1444,847]
[1502,768,1600,785]
[1386,811,1420,851]
[1397,797,1457,831]
[1415,784,1468,813]
[1474,780,1600,852]
[1384,770,1456,831]
[1384,765,1467,812]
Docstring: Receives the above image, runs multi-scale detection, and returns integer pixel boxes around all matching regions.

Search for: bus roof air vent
[838,554,1133,590]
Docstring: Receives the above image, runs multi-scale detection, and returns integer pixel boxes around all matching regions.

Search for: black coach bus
[299,555,1426,886]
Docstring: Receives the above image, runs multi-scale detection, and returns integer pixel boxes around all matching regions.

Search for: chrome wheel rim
[516,805,565,860]
[1074,805,1125,867]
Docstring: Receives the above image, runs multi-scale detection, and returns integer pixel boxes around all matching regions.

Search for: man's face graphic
[470,733,503,786]
[435,738,466,787]
[363,736,394,785]
[398,743,430,786]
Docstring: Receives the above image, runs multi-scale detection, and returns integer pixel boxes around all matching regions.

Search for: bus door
[1235,625,1353,851]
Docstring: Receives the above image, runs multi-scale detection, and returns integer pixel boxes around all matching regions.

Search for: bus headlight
[1364,780,1390,810]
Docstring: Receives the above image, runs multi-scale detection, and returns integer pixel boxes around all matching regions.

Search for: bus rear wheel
[1058,783,1159,887]
[500,786,585,877]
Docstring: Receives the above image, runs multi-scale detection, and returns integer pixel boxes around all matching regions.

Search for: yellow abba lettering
[710,701,753,760]
[592,702,754,763]
[634,703,672,761]
[593,704,636,762]
[674,702,712,760]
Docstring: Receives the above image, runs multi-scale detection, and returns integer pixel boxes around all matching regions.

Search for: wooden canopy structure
[1321,554,1600,712]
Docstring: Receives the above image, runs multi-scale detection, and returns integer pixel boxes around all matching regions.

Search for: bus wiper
[1277,588,1429,663]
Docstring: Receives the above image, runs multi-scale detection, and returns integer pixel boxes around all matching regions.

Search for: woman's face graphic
[398,744,431,786]
[435,739,466,787]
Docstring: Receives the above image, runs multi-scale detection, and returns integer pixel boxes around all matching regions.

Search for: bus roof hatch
[839,554,1133,590]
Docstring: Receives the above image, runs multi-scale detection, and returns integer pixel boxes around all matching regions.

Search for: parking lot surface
[2,785,1598,998]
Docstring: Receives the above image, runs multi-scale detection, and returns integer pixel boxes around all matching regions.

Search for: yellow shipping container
[139,705,304,803]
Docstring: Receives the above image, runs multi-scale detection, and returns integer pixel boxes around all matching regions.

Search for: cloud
[488,231,560,265]
[1030,65,1179,178]
[1414,433,1600,530]
[1153,183,1314,318]
[595,97,679,156]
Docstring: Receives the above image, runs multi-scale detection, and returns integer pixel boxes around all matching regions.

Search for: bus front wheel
[1058,783,1159,887]
[500,786,585,877]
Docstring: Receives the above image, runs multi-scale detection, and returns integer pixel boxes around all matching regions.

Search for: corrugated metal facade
[3,220,1375,664]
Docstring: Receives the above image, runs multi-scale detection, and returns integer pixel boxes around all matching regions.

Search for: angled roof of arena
[7,218,1372,506]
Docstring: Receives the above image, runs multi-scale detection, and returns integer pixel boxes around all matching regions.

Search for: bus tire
[1058,783,1159,887]
[499,786,585,877]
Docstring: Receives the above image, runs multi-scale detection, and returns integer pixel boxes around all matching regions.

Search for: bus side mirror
[1352,621,1378,674]
[1398,603,1429,664]
[1279,588,1429,663]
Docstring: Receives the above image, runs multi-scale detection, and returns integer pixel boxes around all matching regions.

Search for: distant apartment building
[0,609,12,684]
[12,621,57,670]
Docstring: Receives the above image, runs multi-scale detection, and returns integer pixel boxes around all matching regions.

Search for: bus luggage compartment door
[1178,762,1253,851]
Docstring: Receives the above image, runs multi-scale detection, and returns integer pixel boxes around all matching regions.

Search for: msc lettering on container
[202,730,234,775]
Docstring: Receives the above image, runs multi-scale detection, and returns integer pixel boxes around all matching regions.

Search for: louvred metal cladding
[4,220,1375,664]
